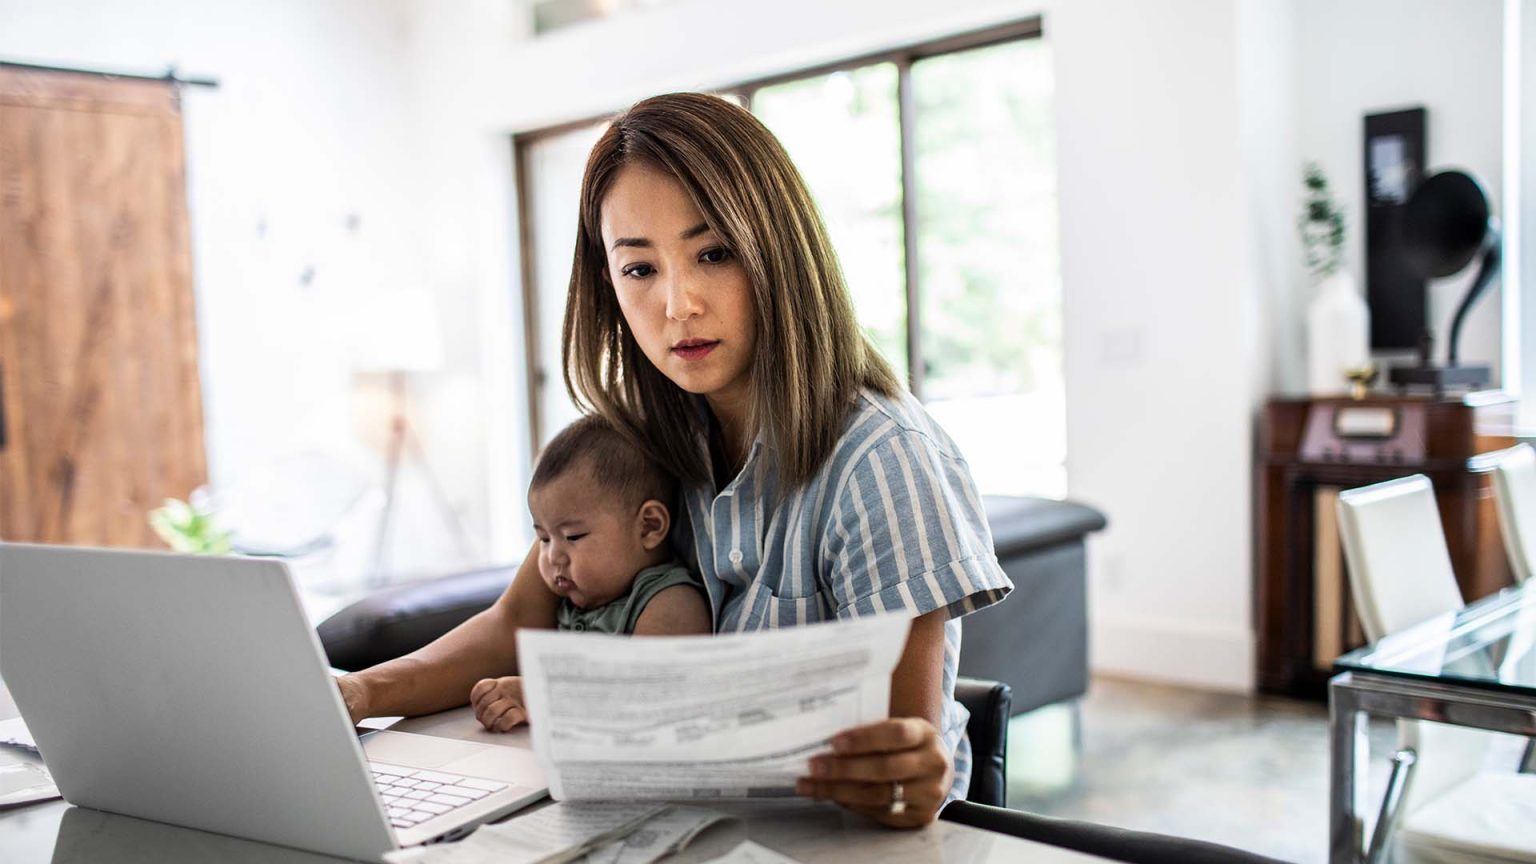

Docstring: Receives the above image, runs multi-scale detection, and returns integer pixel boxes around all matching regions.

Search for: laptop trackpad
[363,731,492,768]
[362,731,546,785]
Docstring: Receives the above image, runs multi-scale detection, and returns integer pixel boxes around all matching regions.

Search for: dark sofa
[319,495,1106,719]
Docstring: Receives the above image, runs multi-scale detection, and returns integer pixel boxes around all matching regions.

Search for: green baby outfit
[555,562,702,635]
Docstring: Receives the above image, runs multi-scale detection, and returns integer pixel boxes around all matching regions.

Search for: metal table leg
[1329,669,1536,864]
[1329,673,1367,864]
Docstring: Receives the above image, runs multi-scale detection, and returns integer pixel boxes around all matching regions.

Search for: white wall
[403,0,1284,689]
[1518,0,1536,411]
[1295,0,1506,386]
[15,0,1503,689]
[0,0,484,580]
[1052,0,1280,689]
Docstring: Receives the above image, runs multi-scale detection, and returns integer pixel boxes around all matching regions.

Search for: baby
[470,414,711,732]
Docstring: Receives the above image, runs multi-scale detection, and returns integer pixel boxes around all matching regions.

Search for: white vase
[1307,270,1370,396]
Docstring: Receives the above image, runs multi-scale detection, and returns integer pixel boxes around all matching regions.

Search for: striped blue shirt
[674,388,1013,802]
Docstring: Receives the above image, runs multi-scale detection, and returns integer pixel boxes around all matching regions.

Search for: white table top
[0,578,1114,863]
[0,697,1110,863]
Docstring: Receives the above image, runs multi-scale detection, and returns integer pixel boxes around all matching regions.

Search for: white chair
[1491,443,1536,585]
[1336,475,1536,864]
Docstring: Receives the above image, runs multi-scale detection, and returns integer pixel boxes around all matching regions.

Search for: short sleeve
[821,430,1012,620]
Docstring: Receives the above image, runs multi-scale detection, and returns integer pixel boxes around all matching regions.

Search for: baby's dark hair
[530,414,677,510]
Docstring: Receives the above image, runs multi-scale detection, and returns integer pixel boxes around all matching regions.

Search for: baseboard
[1089,615,1255,692]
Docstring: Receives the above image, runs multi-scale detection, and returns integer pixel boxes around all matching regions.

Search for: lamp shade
[349,289,446,373]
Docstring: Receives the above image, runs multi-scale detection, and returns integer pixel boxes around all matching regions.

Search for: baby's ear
[637,499,671,550]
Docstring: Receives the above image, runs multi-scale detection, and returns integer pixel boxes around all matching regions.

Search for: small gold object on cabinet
[1344,364,1379,401]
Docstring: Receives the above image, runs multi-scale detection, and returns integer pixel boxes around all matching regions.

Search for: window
[519,121,608,449]
[516,19,1063,497]
[909,39,1064,498]
[752,66,909,383]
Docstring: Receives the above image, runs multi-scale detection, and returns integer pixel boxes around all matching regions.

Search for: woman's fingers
[829,717,934,755]
[795,779,891,808]
[806,749,939,783]
[794,776,945,828]
[797,717,952,827]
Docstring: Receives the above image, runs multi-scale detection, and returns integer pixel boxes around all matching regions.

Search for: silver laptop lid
[0,543,396,861]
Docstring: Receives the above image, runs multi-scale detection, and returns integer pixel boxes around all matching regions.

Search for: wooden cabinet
[1255,394,1516,698]
[0,66,206,547]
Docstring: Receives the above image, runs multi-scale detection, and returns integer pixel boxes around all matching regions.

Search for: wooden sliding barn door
[0,66,207,547]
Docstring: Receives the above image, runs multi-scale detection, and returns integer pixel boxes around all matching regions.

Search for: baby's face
[528,470,659,610]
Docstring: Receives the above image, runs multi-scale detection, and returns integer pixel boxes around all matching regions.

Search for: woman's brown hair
[562,92,901,488]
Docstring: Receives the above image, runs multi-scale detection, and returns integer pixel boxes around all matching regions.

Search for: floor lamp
[351,290,473,585]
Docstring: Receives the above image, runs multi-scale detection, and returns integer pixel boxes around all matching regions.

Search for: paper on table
[0,716,38,755]
[383,801,664,864]
[573,805,733,864]
[517,614,908,800]
[0,760,58,808]
[698,840,803,864]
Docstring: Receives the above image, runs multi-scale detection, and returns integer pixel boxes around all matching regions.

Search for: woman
[338,93,1011,827]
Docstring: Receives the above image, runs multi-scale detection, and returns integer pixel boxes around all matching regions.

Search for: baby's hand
[470,676,528,732]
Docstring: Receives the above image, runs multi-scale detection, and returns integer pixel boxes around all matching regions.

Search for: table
[0,701,1111,864]
[1328,581,1536,864]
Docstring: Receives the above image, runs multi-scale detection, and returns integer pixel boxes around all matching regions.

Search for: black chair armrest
[318,565,515,671]
[955,677,1010,807]
[941,800,1287,864]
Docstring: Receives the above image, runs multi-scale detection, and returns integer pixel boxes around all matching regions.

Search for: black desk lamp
[1388,170,1501,392]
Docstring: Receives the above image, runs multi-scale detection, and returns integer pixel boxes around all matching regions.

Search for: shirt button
[572,622,585,631]
[728,549,744,565]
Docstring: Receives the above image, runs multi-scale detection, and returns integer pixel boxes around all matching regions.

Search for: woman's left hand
[796,716,952,828]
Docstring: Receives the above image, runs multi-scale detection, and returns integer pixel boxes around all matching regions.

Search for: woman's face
[599,163,757,419]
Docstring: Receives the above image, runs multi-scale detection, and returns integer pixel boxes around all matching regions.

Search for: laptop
[0,543,548,861]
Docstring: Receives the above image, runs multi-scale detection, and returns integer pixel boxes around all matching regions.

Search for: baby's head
[528,415,677,610]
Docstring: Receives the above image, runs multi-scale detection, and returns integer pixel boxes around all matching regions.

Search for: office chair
[954,677,1009,807]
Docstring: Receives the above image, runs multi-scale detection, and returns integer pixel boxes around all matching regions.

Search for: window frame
[512,16,1045,451]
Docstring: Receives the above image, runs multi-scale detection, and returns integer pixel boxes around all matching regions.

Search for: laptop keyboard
[369,762,508,830]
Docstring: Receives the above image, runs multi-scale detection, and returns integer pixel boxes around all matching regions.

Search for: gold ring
[888,781,907,816]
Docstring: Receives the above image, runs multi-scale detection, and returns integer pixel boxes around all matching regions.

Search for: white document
[0,718,56,807]
[699,840,803,864]
[517,614,908,800]
[384,801,664,864]
[0,761,58,808]
[0,716,38,754]
[574,805,732,864]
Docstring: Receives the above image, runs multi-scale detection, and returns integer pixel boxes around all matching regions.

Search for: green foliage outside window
[913,39,1060,400]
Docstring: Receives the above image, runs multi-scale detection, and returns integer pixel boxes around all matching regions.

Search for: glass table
[1329,580,1536,864]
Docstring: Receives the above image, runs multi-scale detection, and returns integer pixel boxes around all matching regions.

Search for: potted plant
[1300,162,1369,395]
[149,497,232,555]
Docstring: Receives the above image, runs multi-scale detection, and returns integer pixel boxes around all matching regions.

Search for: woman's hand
[796,716,952,828]
[470,676,529,732]
[336,674,372,726]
